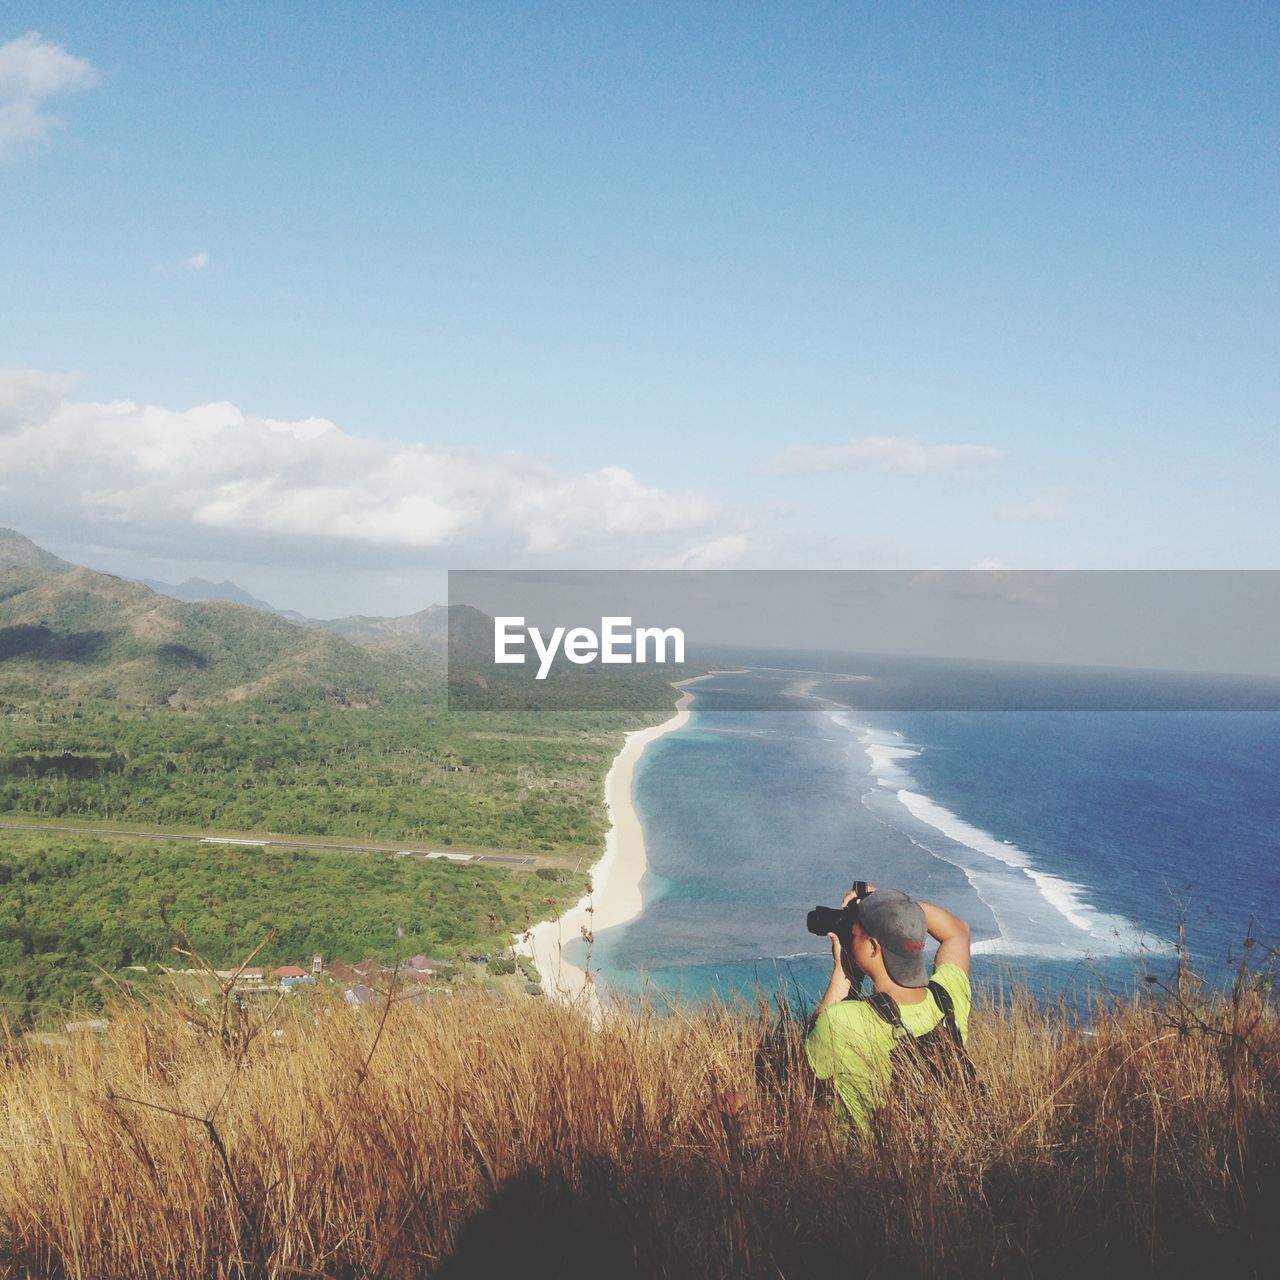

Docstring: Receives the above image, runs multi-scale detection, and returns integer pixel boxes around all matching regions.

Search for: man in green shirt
[805,884,972,1132]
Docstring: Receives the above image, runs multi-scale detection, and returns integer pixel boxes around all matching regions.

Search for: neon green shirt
[805,963,972,1132]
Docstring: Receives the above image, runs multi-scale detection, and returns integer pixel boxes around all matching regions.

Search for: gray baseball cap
[858,889,929,987]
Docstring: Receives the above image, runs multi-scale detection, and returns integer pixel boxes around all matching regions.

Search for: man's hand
[840,882,877,908]
[814,931,853,1016]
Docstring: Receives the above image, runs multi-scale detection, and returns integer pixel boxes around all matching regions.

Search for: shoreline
[516,674,712,1011]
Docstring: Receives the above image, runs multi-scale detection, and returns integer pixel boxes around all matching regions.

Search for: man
[805,883,972,1132]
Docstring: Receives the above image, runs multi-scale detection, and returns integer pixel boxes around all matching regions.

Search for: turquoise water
[568,667,1280,1010]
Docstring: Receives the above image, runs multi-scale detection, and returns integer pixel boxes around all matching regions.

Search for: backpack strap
[864,985,953,1037]
[927,980,964,1051]
[927,979,979,1085]
[865,990,905,1030]
[864,981,979,1087]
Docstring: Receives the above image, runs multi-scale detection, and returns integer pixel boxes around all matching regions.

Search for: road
[0,821,538,868]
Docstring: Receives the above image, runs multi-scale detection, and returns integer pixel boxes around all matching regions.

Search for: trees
[0,832,587,1026]
[0,703,652,853]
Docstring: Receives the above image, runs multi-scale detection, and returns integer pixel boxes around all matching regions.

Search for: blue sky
[2,2,1276,615]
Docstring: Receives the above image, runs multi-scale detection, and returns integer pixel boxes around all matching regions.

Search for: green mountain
[316,602,491,658]
[319,603,451,650]
[140,575,309,620]
[0,560,429,710]
[0,529,74,574]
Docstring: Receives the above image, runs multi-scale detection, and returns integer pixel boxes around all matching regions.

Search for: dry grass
[1,971,1277,1279]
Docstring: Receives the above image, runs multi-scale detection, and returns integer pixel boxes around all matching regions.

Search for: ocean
[569,663,1280,1011]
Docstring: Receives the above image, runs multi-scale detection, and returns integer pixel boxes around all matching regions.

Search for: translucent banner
[447,570,1280,711]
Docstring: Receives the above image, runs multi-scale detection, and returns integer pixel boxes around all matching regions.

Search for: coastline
[517,674,711,1011]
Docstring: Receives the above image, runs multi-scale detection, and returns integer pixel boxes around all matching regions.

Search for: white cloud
[0,33,99,162]
[643,534,751,570]
[0,366,81,433]
[761,435,1002,477]
[0,368,732,570]
[1003,486,1087,521]
[182,250,210,272]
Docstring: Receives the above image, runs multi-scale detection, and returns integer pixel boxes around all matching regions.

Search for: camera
[806,880,870,955]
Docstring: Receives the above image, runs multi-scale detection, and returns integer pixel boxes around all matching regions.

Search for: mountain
[141,576,309,620]
[0,563,429,709]
[316,601,494,665]
[317,603,482,653]
[317,604,447,649]
[0,529,74,574]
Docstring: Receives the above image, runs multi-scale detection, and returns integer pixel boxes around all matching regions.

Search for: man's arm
[813,932,852,1017]
[918,898,970,975]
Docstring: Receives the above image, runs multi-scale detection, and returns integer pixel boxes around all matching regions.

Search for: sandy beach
[516,675,712,1012]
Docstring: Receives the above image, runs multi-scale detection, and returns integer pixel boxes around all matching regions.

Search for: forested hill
[0,533,683,1023]
[0,528,75,574]
[318,602,454,651]
[0,562,432,710]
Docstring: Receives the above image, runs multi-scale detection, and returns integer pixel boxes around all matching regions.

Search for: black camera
[807,881,870,981]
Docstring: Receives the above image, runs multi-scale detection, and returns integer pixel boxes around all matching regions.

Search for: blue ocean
[569,665,1280,1010]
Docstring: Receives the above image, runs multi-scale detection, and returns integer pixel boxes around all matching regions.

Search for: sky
[1,1,1277,617]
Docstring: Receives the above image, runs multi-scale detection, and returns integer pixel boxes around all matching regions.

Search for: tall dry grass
[1,970,1278,1279]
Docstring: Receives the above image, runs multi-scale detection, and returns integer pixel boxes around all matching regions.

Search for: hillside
[0,528,74,574]
[0,533,674,712]
[2,977,1276,1279]
[140,575,308,620]
[315,600,493,663]
[0,563,426,709]
[319,602,452,649]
